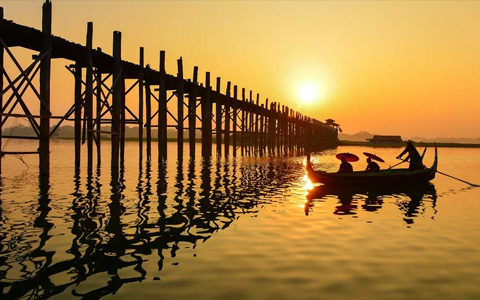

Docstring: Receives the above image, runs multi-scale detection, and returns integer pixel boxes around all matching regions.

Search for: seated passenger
[365,157,380,172]
[338,157,353,173]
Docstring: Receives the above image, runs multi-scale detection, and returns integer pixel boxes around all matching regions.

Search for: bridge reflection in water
[0,157,439,299]
[0,157,300,299]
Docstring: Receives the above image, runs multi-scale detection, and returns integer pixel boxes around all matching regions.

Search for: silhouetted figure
[338,157,353,173]
[365,157,380,172]
[397,140,423,170]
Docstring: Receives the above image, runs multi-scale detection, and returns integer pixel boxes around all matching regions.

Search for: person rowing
[397,140,424,170]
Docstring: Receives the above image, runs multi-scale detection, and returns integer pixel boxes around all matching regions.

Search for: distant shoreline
[12,136,480,148]
[339,140,480,148]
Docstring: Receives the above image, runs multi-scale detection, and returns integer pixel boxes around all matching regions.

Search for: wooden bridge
[0,0,338,177]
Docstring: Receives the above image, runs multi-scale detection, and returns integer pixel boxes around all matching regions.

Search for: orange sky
[2,0,480,138]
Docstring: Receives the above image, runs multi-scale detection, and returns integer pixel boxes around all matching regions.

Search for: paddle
[389,158,408,169]
[437,171,480,187]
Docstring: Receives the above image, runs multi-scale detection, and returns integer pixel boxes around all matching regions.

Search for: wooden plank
[39,0,51,176]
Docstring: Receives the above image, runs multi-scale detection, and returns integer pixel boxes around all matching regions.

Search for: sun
[297,81,323,104]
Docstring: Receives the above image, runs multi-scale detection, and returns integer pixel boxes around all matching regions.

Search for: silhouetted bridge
[0,0,338,177]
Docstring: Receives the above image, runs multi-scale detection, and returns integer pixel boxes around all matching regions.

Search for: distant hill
[339,131,374,142]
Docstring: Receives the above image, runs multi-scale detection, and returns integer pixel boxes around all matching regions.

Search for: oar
[389,158,408,169]
[437,171,480,187]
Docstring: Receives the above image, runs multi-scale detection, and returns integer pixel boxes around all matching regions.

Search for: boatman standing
[397,140,424,170]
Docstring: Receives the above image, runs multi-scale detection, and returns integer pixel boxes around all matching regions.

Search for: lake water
[1,140,479,300]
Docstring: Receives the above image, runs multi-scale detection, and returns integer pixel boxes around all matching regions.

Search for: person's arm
[397,147,408,159]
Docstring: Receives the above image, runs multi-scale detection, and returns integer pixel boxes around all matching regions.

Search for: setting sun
[298,81,323,104]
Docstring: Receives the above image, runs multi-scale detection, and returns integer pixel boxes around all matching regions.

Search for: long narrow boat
[306,148,437,185]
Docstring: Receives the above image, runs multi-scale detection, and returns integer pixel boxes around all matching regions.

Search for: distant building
[367,135,402,143]
[325,119,341,132]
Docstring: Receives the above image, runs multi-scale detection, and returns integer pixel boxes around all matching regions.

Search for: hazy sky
[2,0,480,138]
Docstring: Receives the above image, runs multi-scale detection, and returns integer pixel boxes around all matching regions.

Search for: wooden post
[39,0,52,176]
[241,88,246,156]
[232,85,238,157]
[189,66,198,157]
[268,102,274,155]
[0,8,3,174]
[215,77,222,157]
[176,58,184,157]
[224,81,231,156]
[111,31,122,171]
[249,90,253,155]
[159,51,167,158]
[145,84,152,160]
[255,94,259,155]
[120,75,126,165]
[260,104,264,156]
[201,72,212,157]
[138,47,144,158]
[85,22,94,172]
[95,64,102,167]
[263,99,269,155]
[74,63,82,169]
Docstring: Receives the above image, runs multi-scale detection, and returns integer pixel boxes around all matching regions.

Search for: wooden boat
[306,148,437,185]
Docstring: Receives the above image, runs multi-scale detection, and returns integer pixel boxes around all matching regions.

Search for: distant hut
[367,135,402,144]
[325,119,341,132]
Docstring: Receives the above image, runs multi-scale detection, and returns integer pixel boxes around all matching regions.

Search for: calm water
[0,140,479,300]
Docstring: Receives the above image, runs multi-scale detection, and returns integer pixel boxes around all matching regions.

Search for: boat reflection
[305,183,437,221]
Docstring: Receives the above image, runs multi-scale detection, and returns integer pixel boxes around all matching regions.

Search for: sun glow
[297,81,324,104]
